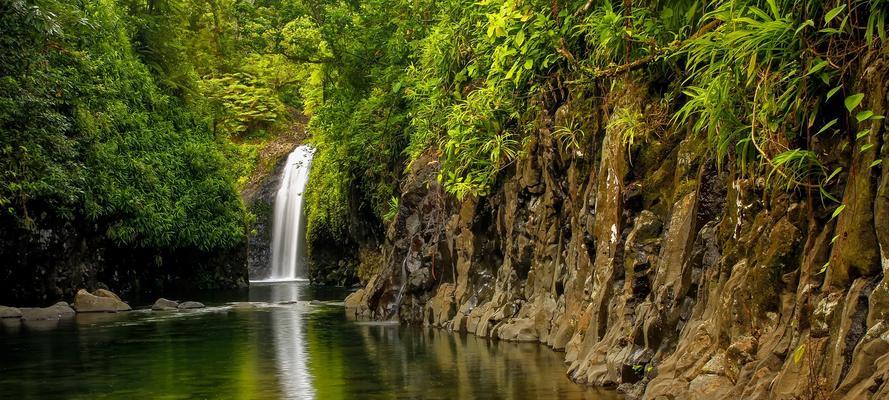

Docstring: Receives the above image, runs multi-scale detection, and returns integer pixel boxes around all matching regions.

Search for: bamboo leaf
[825,167,842,183]
[747,53,758,84]
[857,111,874,122]
[826,86,843,101]
[845,93,865,112]
[825,5,846,24]
[807,58,828,76]
[820,186,840,203]
[815,119,837,136]
[831,204,846,221]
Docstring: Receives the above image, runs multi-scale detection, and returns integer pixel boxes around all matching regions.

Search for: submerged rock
[229,302,264,311]
[152,298,179,311]
[73,289,131,313]
[178,301,205,310]
[0,305,22,319]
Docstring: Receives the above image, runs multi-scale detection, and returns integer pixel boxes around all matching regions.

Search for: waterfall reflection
[256,283,315,400]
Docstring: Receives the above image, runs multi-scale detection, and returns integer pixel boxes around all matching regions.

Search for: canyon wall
[346,62,889,399]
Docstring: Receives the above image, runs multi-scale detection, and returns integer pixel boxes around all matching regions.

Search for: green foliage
[8,0,886,255]
[673,0,886,195]
[577,0,666,67]
[1,0,247,249]
[294,0,889,248]
[407,0,564,199]
[554,116,586,153]
[610,107,647,164]
[383,196,400,223]
[201,72,286,137]
[294,0,416,243]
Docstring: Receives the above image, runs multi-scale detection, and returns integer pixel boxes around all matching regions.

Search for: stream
[0,282,621,399]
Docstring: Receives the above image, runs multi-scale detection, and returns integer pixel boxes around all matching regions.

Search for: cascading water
[263,145,315,282]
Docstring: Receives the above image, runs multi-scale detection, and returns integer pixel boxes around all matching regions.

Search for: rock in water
[0,305,22,319]
[152,298,179,311]
[93,289,123,302]
[178,301,205,310]
[51,302,76,317]
[230,302,260,309]
[73,289,132,313]
[20,303,75,321]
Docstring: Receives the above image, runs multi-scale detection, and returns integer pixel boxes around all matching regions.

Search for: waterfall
[265,145,315,282]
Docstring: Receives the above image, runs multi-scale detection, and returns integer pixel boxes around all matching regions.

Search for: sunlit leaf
[845,93,864,112]
[825,5,846,24]
[831,204,846,221]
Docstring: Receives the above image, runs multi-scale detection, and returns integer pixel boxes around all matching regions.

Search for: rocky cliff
[346,60,889,399]
[0,211,248,306]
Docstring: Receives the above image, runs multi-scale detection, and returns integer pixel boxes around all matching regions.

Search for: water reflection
[259,283,314,400]
[342,319,617,399]
[0,283,620,400]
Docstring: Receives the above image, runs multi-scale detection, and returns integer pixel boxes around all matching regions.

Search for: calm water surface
[0,282,620,399]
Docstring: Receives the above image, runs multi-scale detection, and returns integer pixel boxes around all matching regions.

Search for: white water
[259,145,315,282]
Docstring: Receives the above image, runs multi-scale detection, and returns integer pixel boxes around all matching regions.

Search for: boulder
[344,289,366,309]
[152,298,179,311]
[73,289,131,313]
[0,305,22,319]
[51,302,76,317]
[93,289,123,301]
[20,303,75,321]
[178,301,205,309]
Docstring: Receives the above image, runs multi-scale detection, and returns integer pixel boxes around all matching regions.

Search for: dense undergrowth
[1,0,310,250]
[298,0,888,256]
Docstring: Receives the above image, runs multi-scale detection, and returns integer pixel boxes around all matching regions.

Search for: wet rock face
[347,75,889,399]
[0,211,248,306]
[305,171,378,287]
[246,148,291,281]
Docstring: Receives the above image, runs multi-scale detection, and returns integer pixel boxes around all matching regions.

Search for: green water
[0,282,620,399]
